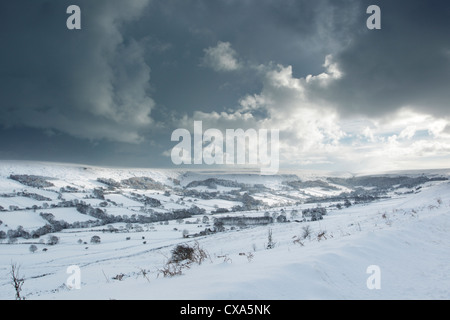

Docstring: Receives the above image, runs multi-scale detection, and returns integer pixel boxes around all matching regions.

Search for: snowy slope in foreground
[38,209,450,300]
[9,181,448,300]
[0,161,449,300]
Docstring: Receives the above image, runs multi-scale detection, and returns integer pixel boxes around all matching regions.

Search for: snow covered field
[0,161,449,300]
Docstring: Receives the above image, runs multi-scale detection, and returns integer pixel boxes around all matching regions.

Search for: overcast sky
[1,0,450,172]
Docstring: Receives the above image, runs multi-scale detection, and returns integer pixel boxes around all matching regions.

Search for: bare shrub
[381,212,392,226]
[170,244,195,264]
[137,268,151,282]
[317,230,327,241]
[266,228,275,249]
[301,225,312,240]
[170,242,209,265]
[192,242,210,264]
[158,262,184,278]
[292,236,304,246]
[218,254,232,264]
[10,263,25,300]
[159,242,210,278]
[112,273,125,281]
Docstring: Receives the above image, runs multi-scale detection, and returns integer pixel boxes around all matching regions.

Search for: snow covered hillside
[0,161,449,300]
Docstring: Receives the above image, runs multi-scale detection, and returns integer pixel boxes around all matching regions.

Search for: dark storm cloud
[0,127,166,167]
[0,0,360,142]
[145,0,359,73]
[317,0,450,119]
[0,0,154,143]
[137,0,450,122]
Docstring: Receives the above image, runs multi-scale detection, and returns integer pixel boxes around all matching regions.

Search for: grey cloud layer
[321,0,450,119]
[0,0,449,169]
[0,0,153,143]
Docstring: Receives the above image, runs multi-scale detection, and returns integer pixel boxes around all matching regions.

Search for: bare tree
[10,263,25,300]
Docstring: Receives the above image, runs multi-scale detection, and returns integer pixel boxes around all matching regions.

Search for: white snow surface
[0,161,448,300]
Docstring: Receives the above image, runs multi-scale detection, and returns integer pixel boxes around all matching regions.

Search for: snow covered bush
[90,236,101,244]
[121,176,164,190]
[213,220,225,232]
[47,235,59,245]
[7,226,31,240]
[9,174,54,188]
[302,207,326,221]
[0,231,6,242]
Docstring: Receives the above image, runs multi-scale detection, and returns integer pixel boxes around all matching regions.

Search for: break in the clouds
[1,0,450,171]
